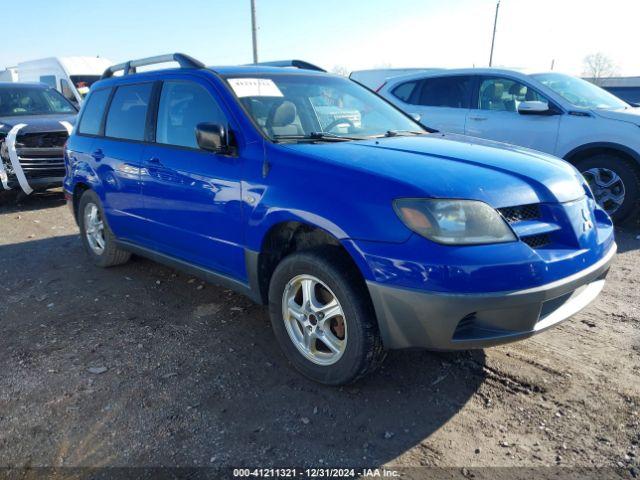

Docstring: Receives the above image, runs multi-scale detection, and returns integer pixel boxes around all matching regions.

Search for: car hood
[0,114,76,135]
[283,133,585,208]
[592,107,640,125]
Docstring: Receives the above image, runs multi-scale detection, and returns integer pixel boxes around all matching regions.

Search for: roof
[381,67,553,85]
[208,65,330,77]
[99,54,330,81]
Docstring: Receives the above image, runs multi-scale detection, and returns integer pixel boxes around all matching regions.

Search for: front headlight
[393,198,516,245]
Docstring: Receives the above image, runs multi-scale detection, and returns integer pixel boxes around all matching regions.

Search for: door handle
[469,116,488,121]
[91,149,104,161]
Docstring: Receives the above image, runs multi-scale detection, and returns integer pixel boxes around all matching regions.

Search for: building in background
[585,76,640,105]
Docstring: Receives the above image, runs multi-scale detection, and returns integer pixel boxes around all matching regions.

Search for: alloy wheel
[84,203,106,255]
[582,167,626,215]
[281,274,347,366]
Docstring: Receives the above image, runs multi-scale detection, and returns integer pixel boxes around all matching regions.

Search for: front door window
[478,78,548,112]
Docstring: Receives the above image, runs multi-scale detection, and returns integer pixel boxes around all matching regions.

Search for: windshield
[224,74,424,141]
[70,75,101,97]
[0,87,76,116]
[532,72,629,110]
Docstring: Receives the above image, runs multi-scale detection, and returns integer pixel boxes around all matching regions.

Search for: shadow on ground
[0,189,66,213]
[0,234,487,467]
[615,225,640,253]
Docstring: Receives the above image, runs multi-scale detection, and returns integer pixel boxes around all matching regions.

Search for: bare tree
[331,65,349,77]
[583,53,617,85]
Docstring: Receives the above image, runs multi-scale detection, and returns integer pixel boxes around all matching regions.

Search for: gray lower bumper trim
[367,243,616,350]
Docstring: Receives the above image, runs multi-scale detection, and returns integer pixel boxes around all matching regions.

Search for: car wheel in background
[78,190,131,268]
[268,248,386,385]
[576,154,640,223]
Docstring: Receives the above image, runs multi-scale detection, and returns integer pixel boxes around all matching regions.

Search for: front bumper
[367,243,616,350]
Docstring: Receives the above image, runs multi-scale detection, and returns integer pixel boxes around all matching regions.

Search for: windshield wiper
[383,130,427,137]
[273,132,363,142]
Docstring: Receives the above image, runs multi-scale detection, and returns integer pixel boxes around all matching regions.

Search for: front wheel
[268,248,386,385]
[576,154,640,222]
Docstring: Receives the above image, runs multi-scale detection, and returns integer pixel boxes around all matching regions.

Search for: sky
[3,0,639,77]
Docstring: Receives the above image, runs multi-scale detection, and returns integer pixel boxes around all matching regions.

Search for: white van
[9,57,113,105]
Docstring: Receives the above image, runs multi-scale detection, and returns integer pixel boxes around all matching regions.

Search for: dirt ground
[0,190,639,478]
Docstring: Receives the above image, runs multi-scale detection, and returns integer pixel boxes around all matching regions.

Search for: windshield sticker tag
[228,78,283,98]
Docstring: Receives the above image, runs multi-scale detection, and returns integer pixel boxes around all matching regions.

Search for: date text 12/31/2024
[232,468,400,478]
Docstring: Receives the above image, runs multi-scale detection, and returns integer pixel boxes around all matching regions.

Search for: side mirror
[196,122,229,153]
[517,100,550,115]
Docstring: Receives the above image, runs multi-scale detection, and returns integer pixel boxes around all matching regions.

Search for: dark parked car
[0,82,76,194]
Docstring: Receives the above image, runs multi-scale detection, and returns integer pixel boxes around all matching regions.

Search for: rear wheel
[268,248,386,385]
[576,154,640,222]
[78,190,131,267]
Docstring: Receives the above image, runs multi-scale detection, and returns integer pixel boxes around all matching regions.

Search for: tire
[268,247,386,385]
[575,154,640,223]
[77,189,131,268]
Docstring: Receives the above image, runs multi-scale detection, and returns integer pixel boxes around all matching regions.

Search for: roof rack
[250,60,326,72]
[101,53,205,79]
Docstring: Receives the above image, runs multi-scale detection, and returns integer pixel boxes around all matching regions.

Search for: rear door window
[105,83,153,141]
[415,76,473,108]
[156,80,226,149]
[78,88,112,135]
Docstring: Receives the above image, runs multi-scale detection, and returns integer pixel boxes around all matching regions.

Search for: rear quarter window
[105,83,153,141]
[391,81,418,102]
[78,88,112,136]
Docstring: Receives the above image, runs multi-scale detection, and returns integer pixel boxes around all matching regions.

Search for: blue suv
[64,54,616,385]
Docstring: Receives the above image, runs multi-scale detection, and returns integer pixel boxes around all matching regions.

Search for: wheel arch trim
[563,142,640,166]
[246,219,377,305]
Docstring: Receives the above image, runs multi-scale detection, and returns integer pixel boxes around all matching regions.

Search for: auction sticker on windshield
[228,78,283,98]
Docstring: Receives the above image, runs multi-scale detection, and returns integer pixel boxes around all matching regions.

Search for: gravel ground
[0,190,639,478]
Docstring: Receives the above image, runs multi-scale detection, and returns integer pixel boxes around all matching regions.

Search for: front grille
[499,204,541,223]
[15,131,67,180]
[522,233,550,249]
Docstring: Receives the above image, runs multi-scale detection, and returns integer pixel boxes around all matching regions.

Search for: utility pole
[489,1,500,67]
[550,59,555,70]
[250,0,258,63]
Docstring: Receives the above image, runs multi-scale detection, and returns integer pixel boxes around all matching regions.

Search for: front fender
[244,144,416,251]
